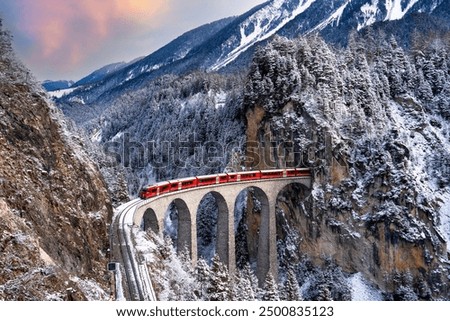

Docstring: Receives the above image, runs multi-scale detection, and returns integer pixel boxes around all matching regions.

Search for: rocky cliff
[0,21,112,300]
[242,34,450,299]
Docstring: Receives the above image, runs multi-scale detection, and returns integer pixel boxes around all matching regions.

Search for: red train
[139,168,310,199]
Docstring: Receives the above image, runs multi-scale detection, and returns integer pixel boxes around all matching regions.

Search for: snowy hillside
[95,30,449,301]
[209,0,317,71]
[42,79,74,91]
[56,0,447,114]
[73,61,131,87]
[240,32,449,299]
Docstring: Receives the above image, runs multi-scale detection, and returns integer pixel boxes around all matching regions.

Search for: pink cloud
[14,0,168,73]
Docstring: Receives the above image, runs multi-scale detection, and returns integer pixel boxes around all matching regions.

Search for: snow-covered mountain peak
[358,0,437,30]
[210,0,317,71]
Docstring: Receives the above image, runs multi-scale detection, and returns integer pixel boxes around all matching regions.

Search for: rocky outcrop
[242,35,449,299]
[0,21,112,300]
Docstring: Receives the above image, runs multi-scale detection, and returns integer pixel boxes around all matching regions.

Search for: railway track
[111,199,156,301]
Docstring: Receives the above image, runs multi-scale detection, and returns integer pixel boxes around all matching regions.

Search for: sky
[0,0,266,81]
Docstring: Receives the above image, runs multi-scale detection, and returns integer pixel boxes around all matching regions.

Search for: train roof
[168,177,197,184]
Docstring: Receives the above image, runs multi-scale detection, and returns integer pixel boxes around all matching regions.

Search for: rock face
[242,35,449,299]
[0,21,112,300]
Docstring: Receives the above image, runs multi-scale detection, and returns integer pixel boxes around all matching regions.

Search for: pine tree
[195,258,211,300]
[262,272,280,301]
[160,235,174,260]
[207,254,231,301]
[241,263,260,299]
[232,269,256,301]
[282,268,302,301]
[197,194,218,262]
[316,284,333,301]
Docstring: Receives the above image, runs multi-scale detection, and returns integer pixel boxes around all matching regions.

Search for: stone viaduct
[133,176,311,283]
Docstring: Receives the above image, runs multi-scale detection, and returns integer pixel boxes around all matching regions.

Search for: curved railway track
[111,199,156,301]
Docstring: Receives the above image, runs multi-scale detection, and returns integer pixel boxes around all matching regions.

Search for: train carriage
[238,170,261,181]
[197,174,227,187]
[168,177,198,192]
[260,169,285,179]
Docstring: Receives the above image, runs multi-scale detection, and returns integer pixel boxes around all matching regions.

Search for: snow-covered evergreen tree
[282,268,302,301]
[207,254,232,301]
[262,273,280,301]
[232,268,256,301]
[195,258,211,300]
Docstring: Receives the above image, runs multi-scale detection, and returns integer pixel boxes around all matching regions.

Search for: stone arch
[142,208,159,234]
[275,182,312,275]
[276,181,312,201]
[166,198,193,257]
[196,191,231,266]
[234,186,270,285]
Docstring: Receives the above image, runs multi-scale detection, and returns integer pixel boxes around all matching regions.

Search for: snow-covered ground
[47,87,78,98]
[384,0,419,21]
[349,273,383,301]
[114,264,126,301]
[70,276,110,301]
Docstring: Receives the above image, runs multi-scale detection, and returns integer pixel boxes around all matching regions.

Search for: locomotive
[139,168,310,199]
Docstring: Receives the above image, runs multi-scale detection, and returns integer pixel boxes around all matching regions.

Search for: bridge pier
[177,200,197,265]
[215,195,236,275]
[254,189,278,286]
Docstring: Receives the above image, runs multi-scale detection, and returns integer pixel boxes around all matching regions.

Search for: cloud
[1,0,265,80]
[10,0,168,77]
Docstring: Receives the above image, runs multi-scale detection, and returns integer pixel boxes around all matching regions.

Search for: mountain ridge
[57,0,447,115]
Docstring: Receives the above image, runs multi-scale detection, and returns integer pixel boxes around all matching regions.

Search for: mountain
[42,79,74,91]
[57,0,448,116]
[73,59,143,87]
[57,17,237,108]
[0,20,113,300]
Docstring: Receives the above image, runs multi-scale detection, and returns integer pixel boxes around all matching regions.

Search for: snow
[39,247,55,265]
[68,96,85,104]
[111,131,124,141]
[384,0,419,21]
[438,192,450,252]
[115,266,126,301]
[87,211,103,220]
[115,199,156,300]
[211,90,227,109]
[147,64,162,72]
[210,0,317,71]
[125,71,135,82]
[349,273,383,301]
[47,87,77,98]
[387,99,450,247]
[311,0,351,32]
[164,207,178,243]
[91,129,102,143]
[70,276,110,301]
[133,227,158,262]
[358,0,380,30]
